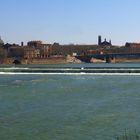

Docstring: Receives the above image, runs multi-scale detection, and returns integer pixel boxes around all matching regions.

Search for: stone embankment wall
[22,57,67,64]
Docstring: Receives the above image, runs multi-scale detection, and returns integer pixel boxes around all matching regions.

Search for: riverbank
[1,57,140,65]
[23,57,140,64]
[24,57,67,64]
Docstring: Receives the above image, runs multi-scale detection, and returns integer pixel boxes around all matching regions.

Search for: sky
[0,0,140,45]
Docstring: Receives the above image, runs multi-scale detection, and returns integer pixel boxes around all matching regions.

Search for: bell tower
[98,35,102,46]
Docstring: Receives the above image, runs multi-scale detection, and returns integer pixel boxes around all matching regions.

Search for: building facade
[125,42,140,48]
[98,35,112,47]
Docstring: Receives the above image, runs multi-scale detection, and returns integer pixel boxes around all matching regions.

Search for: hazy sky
[0,0,140,45]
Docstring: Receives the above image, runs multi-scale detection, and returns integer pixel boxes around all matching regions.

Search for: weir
[1,67,140,74]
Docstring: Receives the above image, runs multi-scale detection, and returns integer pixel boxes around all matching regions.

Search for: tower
[21,42,24,46]
[98,35,102,46]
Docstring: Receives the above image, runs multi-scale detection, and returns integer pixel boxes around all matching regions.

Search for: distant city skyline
[0,0,140,45]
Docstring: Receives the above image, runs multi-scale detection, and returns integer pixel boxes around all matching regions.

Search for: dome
[0,36,4,45]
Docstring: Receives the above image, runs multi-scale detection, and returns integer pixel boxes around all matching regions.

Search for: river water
[0,63,140,140]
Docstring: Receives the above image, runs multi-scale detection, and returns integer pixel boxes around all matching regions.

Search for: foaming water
[1,63,140,75]
[1,72,140,76]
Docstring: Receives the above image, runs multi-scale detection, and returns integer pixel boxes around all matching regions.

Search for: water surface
[0,63,140,140]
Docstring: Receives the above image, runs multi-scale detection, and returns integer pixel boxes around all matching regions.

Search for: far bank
[1,56,140,65]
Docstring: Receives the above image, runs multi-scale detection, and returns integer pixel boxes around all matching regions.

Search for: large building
[8,45,24,58]
[125,42,140,48]
[27,40,52,58]
[27,41,42,47]
[98,35,112,47]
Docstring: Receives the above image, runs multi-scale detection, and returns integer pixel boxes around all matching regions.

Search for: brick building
[125,42,140,48]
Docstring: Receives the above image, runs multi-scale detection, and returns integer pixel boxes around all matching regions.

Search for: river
[0,63,140,140]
